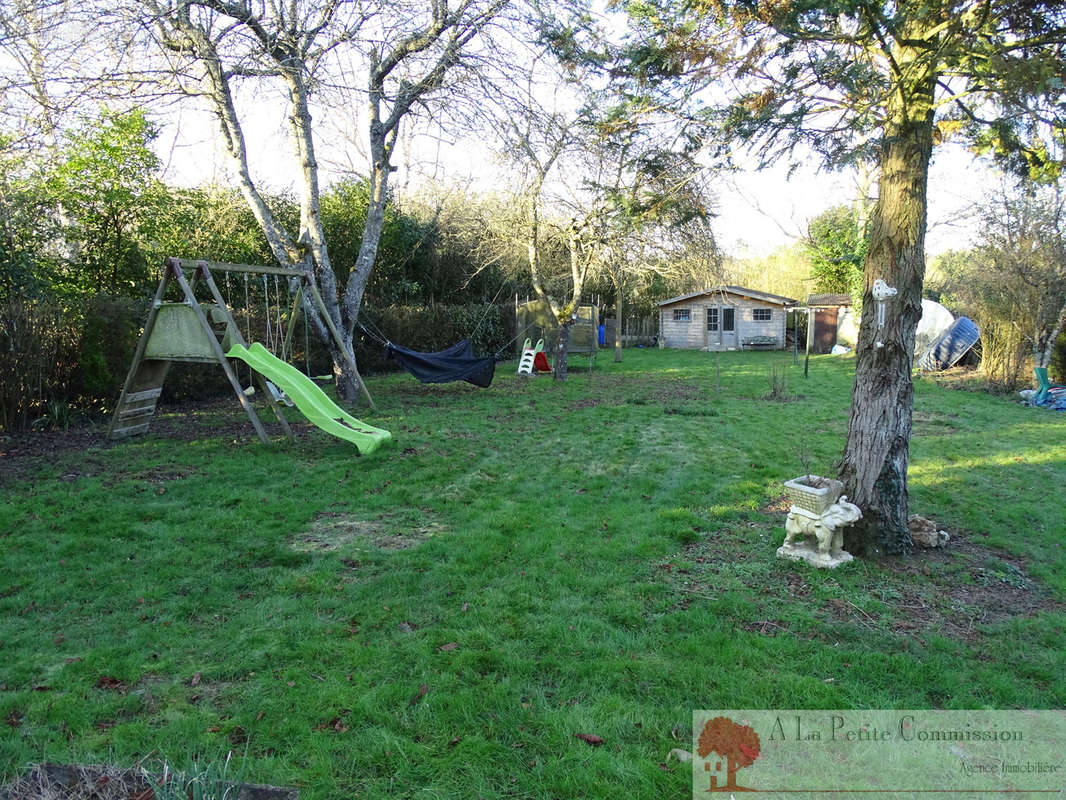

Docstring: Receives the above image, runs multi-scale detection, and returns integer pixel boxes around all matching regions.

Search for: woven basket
[783,475,843,516]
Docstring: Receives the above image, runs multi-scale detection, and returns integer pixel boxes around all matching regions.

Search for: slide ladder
[518,338,547,375]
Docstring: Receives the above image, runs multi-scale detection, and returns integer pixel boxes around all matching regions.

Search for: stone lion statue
[782,497,862,559]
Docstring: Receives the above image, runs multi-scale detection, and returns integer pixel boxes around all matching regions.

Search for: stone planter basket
[783,475,844,517]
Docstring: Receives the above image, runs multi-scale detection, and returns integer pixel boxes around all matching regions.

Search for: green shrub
[354,303,515,374]
[0,301,79,431]
[1052,330,1066,385]
[72,296,148,403]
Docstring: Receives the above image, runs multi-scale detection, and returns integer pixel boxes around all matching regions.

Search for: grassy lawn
[2,349,1064,798]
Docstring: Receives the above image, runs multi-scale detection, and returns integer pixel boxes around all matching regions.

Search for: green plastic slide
[226,342,391,454]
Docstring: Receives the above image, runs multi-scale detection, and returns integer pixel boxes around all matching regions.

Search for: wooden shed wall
[659,294,788,350]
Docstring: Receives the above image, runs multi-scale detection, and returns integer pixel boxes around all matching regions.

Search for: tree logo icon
[697,716,761,792]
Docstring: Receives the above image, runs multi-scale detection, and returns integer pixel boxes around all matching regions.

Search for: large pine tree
[612,0,1066,553]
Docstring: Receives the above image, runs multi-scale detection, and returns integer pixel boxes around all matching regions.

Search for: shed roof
[657,285,798,308]
[807,293,853,307]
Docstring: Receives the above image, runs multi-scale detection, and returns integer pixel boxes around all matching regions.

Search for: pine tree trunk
[838,50,937,556]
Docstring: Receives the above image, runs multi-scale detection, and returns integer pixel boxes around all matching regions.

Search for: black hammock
[385,339,496,388]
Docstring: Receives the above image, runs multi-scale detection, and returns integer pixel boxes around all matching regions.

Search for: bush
[0,299,519,431]
[0,301,80,431]
[1052,330,1066,385]
[354,303,515,375]
[72,296,149,404]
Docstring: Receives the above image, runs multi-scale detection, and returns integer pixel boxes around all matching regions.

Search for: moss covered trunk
[839,42,936,556]
[554,320,573,382]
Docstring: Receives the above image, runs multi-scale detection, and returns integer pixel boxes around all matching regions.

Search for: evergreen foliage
[805,205,867,303]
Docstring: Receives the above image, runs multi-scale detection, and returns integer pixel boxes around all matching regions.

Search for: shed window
[673,308,691,322]
[753,308,773,322]
[707,307,719,331]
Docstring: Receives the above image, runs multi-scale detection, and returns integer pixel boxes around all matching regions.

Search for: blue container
[918,316,979,371]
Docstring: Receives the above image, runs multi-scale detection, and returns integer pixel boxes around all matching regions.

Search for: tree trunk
[1035,302,1066,370]
[615,286,623,362]
[554,321,573,381]
[281,70,366,403]
[839,48,936,556]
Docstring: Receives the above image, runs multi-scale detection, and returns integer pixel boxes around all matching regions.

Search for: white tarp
[914,299,955,356]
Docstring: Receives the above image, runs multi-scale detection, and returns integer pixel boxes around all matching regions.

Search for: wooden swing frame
[108,257,374,444]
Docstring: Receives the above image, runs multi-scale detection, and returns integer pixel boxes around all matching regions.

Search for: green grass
[2,350,1064,798]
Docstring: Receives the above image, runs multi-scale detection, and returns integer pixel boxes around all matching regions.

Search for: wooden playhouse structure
[515,298,599,360]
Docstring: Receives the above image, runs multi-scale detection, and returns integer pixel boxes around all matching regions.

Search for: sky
[155,94,996,263]
[713,144,997,259]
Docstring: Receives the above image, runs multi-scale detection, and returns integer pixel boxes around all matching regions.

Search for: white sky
[154,97,994,262]
[712,144,993,258]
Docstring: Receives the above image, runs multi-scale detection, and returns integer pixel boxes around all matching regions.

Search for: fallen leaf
[94,676,126,693]
[408,683,428,706]
[574,733,604,747]
[256,710,265,721]
[437,642,459,652]
[314,716,348,733]
[448,736,461,748]
[461,602,469,612]
[666,748,693,763]
[398,621,416,633]
[190,672,202,687]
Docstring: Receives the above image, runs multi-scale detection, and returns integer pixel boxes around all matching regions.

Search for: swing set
[108,257,390,453]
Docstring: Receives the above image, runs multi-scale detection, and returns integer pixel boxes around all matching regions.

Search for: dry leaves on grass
[94,676,128,694]
[574,733,604,747]
[315,716,349,733]
[408,683,428,706]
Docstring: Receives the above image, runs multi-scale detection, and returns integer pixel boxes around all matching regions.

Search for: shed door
[721,307,736,349]
[814,308,839,353]
[706,306,737,349]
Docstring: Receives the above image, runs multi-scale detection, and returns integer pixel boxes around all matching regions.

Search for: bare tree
[124,0,508,400]
[972,181,1066,393]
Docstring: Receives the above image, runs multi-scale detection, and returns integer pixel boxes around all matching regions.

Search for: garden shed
[657,286,797,350]
[807,293,859,353]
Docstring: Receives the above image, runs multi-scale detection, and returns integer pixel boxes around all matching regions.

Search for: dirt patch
[760,494,793,514]
[0,427,115,483]
[857,532,1061,642]
[0,398,319,484]
[293,512,443,552]
[659,520,1063,645]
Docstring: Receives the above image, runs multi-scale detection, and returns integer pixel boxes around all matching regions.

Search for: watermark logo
[692,710,1066,799]
[696,716,761,792]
